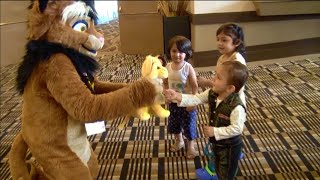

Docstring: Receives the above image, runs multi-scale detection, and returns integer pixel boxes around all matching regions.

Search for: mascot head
[28,0,104,57]
[16,0,104,94]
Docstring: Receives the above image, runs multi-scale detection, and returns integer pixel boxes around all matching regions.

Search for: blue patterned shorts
[168,103,197,140]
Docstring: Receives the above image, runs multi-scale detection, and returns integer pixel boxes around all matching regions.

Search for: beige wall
[189,1,320,53]
[254,1,320,16]
[189,1,255,14]
[189,1,320,15]
[1,1,29,67]
[192,19,320,52]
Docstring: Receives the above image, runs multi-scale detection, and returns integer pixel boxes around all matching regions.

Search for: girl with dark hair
[216,23,246,58]
[198,23,247,107]
[163,35,198,159]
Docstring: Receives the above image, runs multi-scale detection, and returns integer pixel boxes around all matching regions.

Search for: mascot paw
[158,109,170,118]
[139,112,151,121]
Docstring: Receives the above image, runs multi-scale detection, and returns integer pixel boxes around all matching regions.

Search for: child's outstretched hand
[203,125,214,137]
[164,89,180,103]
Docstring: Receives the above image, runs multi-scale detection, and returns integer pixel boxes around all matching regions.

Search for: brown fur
[9,1,156,179]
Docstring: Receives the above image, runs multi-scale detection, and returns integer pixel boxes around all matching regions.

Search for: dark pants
[213,139,243,180]
[168,103,197,140]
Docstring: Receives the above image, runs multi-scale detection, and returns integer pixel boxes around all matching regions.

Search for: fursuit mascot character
[9,1,159,179]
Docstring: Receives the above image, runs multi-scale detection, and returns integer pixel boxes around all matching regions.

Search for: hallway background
[1,1,320,179]
[0,19,319,179]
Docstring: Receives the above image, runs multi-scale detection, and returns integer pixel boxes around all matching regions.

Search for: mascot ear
[37,0,57,13]
[82,0,95,8]
[38,0,49,13]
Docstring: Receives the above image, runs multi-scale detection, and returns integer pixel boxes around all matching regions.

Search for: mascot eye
[72,20,88,32]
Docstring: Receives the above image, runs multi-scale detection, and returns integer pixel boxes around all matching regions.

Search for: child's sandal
[187,147,196,159]
[170,142,185,152]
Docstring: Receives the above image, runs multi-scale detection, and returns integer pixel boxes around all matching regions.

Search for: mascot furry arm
[9,1,158,180]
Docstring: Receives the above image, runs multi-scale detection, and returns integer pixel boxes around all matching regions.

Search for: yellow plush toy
[137,55,170,120]
[118,55,170,129]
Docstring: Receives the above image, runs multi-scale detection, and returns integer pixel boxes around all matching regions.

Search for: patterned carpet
[1,53,320,179]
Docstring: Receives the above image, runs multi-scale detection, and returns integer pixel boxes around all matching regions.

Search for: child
[164,61,249,179]
[197,23,247,106]
[163,35,198,159]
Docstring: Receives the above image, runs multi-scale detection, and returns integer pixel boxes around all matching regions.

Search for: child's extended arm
[164,89,210,106]
[204,105,246,140]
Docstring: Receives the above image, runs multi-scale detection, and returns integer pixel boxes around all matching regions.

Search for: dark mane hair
[16,40,100,94]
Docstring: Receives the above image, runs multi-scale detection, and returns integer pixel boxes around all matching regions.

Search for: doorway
[94,1,118,24]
